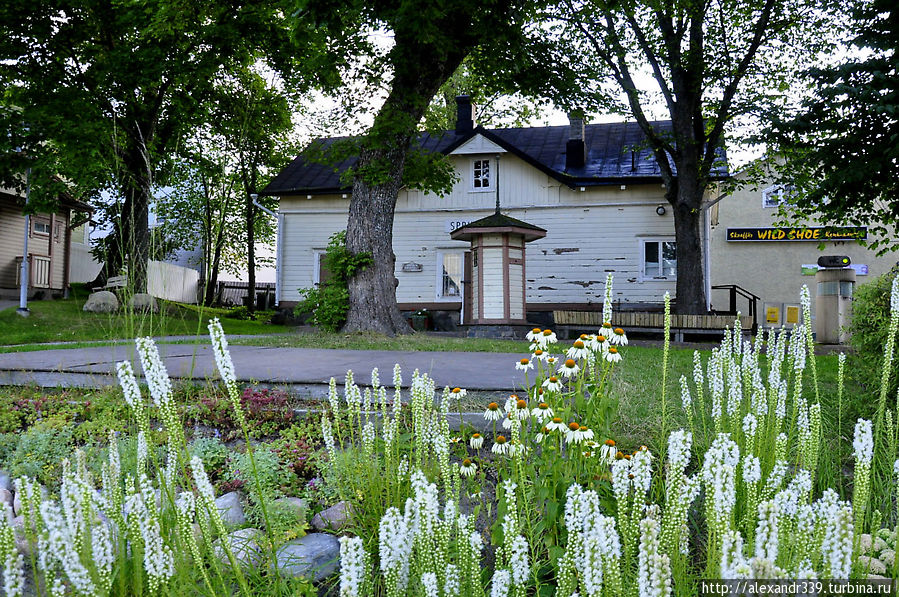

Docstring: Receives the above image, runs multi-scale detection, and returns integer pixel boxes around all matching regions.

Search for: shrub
[295,230,372,331]
[848,266,899,419]
[5,425,74,488]
[188,436,230,471]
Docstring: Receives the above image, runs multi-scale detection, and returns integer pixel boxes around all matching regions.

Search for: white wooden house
[261,98,726,325]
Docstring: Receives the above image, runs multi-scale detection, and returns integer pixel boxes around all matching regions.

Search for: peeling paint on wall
[552,248,580,255]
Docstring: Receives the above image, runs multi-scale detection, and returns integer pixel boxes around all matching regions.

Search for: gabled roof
[260,120,729,196]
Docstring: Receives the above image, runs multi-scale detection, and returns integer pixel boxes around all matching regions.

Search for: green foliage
[296,231,372,331]
[188,436,231,472]
[848,268,899,419]
[766,0,899,253]
[5,425,74,488]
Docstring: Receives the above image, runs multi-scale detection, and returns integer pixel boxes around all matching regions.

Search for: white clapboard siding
[278,151,686,306]
[481,248,504,319]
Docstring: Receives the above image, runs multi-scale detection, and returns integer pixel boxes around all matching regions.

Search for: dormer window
[472,158,492,191]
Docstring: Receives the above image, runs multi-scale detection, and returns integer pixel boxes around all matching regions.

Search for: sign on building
[725,227,867,242]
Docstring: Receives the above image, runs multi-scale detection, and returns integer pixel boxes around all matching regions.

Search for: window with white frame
[471,158,492,191]
[437,251,464,299]
[761,185,793,208]
[642,240,676,279]
[31,218,50,236]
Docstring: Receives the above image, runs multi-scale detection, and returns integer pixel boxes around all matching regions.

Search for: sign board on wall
[444,219,474,233]
[726,226,867,242]
[765,305,781,325]
[785,305,801,325]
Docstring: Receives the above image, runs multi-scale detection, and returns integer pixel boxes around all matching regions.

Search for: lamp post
[16,167,31,317]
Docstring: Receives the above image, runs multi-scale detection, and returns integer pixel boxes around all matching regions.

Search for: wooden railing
[15,254,51,289]
[553,309,753,341]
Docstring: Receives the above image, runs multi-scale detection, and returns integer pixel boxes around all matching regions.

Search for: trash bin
[815,256,856,344]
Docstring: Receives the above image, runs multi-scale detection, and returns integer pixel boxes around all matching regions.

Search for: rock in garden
[214,528,265,570]
[271,533,340,582]
[272,497,307,521]
[0,489,12,510]
[12,515,34,557]
[216,491,246,528]
[0,472,11,492]
[83,291,119,313]
[128,293,159,313]
[311,501,352,531]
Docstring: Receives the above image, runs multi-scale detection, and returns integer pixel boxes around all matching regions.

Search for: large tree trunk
[342,40,468,335]
[120,177,150,294]
[668,155,708,315]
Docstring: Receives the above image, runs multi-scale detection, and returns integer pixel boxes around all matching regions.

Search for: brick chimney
[455,95,476,134]
[565,111,586,169]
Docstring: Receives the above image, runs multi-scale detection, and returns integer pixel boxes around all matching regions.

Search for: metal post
[16,168,31,317]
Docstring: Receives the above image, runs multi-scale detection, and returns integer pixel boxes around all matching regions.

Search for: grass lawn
[0,298,289,347]
[231,329,524,353]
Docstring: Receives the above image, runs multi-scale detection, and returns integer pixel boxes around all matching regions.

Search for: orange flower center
[543,329,553,336]
[564,359,576,368]
[532,327,542,334]
[579,334,589,340]
[603,323,612,329]
[552,417,562,424]
[605,439,616,446]
[580,425,588,431]
[488,402,499,411]
[534,349,543,356]
[520,358,529,365]
[452,387,461,393]
[568,422,580,431]
[516,399,527,409]
[549,376,559,383]
[541,426,550,433]
[496,435,507,444]
[538,402,548,409]
[597,335,606,342]
[609,347,618,354]
[616,451,624,459]
[463,459,472,466]
[614,328,624,335]
[536,388,544,395]
[472,433,481,439]
[573,341,585,349]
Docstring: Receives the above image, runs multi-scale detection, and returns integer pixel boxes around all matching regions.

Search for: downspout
[251,194,281,307]
[17,168,31,316]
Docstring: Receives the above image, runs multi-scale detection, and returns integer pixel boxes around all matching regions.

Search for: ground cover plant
[0,275,895,595]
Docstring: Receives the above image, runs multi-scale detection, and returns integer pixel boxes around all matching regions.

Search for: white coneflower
[526,327,543,343]
[450,387,468,401]
[512,397,530,421]
[546,417,567,433]
[490,569,511,597]
[460,459,477,477]
[339,536,368,597]
[559,358,580,378]
[542,375,563,393]
[564,422,585,444]
[540,329,558,346]
[492,435,510,455]
[546,356,559,368]
[591,333,610,353]
[638,516,671,597]
[484,402,503,421]
[531,348,549,362]
[567,340,590,361]
[600,439,618,464]
[605,346,623,363]
[515,358,534,371]
[470,433,484,449]
[610,326,628,345]
[530,402,553,421]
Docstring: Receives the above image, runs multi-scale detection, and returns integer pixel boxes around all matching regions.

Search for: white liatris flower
[380,507,413,592]
[339,536,368,597]
[667,429,692,477]
[137,429,148,471]
[490,569,512,597]
[444,563,461,597]
[890,275,899,313]
[509,534,530,587]
[116,360,143,411]
[679,375,692,411]
[638,516,671,597]
[3,552,24,597]
[754,501,780,563]
[631,447,653,496]
[701,434,740,534]
[742,412,758,439]
[720,530,749,579]
[421,571,439,597]
[39,501,97,595]
[135,336,174,406]
[819,489,853,578]
[208,318,237,387]
[742,454,761,485]
[611,457,632,501]
[853,418,873,465]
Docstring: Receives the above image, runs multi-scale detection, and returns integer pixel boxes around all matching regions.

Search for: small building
[261,98,727,325]
[709,166,899,327]
[0,186,93,299]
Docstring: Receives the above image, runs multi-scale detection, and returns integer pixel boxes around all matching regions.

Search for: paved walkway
[0,342,527,393]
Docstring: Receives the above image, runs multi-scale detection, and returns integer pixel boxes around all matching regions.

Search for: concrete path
[0,342,529,394]
[0,300,20,312]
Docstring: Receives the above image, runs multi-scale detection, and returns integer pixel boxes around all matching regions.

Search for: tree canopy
[765,0,899,253]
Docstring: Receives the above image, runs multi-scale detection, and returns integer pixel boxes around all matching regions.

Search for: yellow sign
[785,305,800,325]
[766,306,780,324]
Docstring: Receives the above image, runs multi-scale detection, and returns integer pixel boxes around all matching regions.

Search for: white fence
[147,260,199,304]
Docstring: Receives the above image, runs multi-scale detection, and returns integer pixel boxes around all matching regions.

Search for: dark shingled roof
[260,120,728,196]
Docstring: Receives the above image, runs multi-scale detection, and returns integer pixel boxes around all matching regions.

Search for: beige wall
[0,192,70,293]
[709,172,899,325]
[278,149,693,309]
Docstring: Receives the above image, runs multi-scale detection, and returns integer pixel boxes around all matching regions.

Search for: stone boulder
[311,501,352,531]
[83,291,119,313]
[214,528,265,570]
[0,472,12,492]
[271,533,340,582]
[128,293,159,313]
[215,491,247,529]
[271,497,307,522]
